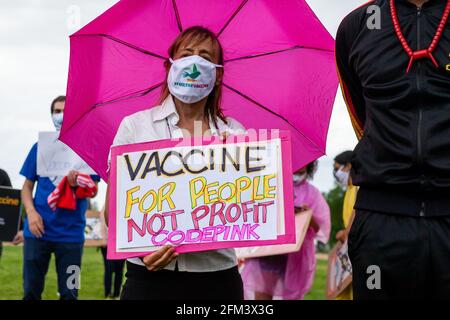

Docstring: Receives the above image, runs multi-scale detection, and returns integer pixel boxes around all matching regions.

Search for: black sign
[0,187,22,242]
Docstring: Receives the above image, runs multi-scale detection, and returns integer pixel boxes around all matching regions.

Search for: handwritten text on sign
[115,140,281,250]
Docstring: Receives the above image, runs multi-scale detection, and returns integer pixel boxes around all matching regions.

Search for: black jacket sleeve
[335,7,369,140]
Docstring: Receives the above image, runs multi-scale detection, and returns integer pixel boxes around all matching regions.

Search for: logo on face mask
[183,64,201,82]
[175,62,208,89]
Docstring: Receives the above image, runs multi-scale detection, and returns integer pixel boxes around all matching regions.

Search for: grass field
[0,246,327,300]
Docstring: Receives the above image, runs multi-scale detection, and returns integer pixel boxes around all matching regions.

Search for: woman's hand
[142,245,178,271]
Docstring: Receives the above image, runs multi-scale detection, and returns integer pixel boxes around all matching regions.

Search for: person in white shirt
[105,26,246,300]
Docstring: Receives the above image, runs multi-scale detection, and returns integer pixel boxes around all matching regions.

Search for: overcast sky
[0,0,365,208]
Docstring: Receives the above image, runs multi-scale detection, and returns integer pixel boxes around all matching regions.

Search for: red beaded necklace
[390,0,450,73]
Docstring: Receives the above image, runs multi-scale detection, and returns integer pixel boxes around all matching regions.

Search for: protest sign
[107,131,295,259]
[326,240,352,299]
[0,187,22,242]
[235,210,311,259]
[84,210,105,247]
[37,131,96,177]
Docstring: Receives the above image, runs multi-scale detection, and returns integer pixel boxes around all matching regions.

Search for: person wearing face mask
[332,150,357,300]
[333,151,357,230]
[240,162,331,300]
[105,27,246,300]
[333,163,350,190]
[20,95,100,300]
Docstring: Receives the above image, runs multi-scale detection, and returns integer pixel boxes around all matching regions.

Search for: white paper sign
[37,131,96,177]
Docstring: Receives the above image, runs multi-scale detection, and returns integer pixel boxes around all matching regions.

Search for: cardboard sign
[326,240,353,299]
[236,210,312,259]
[0,187,22,242]
[37,131,96,177]
[108,131,295,259]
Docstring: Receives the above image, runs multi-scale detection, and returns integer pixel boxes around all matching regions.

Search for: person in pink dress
[240,161,330,300]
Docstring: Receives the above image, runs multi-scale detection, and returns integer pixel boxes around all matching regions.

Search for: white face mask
[52,113,64,131]
[334,166,350,189]
[167,55,222,104]
[293,173,307,185]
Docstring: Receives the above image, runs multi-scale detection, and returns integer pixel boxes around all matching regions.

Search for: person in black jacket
[336,0,450,299]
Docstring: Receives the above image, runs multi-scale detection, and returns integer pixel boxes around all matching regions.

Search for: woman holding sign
[106,26,245,300]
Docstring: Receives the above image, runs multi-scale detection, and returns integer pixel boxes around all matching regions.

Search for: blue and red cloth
[47,174,97,211]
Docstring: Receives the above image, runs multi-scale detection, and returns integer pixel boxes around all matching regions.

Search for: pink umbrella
[60,0,338,181]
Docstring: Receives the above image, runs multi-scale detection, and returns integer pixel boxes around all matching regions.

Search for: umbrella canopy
[61,0,338,181]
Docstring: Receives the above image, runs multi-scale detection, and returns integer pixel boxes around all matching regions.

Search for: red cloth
[48,174,97,211]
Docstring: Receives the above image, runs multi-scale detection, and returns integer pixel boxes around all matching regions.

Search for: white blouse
[111,95,245,272]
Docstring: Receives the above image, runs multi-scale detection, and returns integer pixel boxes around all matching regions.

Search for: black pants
[23,238,83,300]
[348,210,450,300]
[100,247,125,298]
[121,261,244,300]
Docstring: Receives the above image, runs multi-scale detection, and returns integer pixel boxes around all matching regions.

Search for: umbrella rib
[224,45,333,63]
[62,82,164,136]
[222,83,323,153]
[92,82,164,108]
[72,34,167,60]
[172,0,183,32]
[217,0,249,37]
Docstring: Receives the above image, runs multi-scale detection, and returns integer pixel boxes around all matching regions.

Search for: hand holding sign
[142,245,179,271]
[67,170,79,187]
